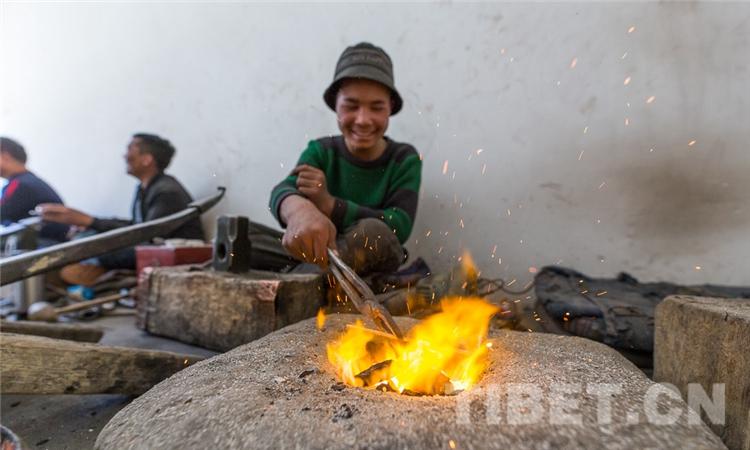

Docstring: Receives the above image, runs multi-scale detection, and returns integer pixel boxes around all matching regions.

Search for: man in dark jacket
[40,133,204,273]
[0,137,69,243]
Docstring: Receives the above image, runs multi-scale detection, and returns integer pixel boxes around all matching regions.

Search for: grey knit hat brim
[323,43,403,115]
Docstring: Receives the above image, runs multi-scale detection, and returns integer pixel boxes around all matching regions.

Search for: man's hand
[37,203,94,228]
[293,164,335,217]
[279,195,337,267]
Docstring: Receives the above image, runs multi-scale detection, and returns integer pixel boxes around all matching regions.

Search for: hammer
[27,291,127,322]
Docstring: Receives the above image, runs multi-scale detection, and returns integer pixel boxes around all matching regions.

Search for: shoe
[371,257,431,293]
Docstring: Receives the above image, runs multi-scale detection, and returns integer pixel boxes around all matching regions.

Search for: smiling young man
[269,42,422,274]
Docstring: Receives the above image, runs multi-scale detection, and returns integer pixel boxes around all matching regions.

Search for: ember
[326,297,498,395]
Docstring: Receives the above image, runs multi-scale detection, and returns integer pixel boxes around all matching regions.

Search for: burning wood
[326,297,498,396]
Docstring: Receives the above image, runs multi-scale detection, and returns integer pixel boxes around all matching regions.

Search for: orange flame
[317,308,326,330]
[326,297,498,395]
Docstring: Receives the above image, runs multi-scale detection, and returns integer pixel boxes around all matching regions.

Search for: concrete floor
[0,310,217,450]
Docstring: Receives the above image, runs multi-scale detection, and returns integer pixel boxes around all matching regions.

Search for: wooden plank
[0,332,203,395]
[0,320,104,342]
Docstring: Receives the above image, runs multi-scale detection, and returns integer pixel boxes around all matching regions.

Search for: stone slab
[99,314,724,449]
[137,266,324,352]
[654,295,750,450]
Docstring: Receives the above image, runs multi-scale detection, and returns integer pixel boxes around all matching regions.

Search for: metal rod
[0,187,225,285]
[327,248,404,339]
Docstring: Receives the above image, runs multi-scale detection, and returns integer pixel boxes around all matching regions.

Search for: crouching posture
[269,42,422,275]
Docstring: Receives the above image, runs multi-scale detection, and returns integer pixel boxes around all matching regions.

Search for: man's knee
[351,218,397,239]
[338,218,403,274]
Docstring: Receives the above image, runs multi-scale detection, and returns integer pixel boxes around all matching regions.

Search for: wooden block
[137,266,324,352]
[0,320,103,342]
[0,332,203,395]
[655,296,750,450]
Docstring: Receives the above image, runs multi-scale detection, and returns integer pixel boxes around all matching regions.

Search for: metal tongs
[327,248,404,340]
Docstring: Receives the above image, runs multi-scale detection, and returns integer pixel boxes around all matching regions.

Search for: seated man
[269,42,422,275]
[0,137,69,244]
[40,133,204,276]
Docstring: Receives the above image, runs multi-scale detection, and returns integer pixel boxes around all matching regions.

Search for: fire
[326,297,498,395]
[316,308,326,330]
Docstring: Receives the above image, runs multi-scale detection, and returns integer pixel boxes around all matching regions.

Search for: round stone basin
[96,315,723,450]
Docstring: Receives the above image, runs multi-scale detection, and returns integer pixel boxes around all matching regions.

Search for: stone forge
[97,315,724,450]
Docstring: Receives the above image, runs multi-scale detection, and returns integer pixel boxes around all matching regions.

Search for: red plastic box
[135,244,213,276]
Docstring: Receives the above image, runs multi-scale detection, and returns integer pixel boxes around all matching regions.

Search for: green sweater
[270,135,422,244]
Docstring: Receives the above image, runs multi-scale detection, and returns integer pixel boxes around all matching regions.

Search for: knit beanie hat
[323,42,403,115]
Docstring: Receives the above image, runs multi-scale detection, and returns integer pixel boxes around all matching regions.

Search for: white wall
[2,2,748,285]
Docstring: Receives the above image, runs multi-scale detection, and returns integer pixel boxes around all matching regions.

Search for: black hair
[133,133,176,172]
[0,137,27,164]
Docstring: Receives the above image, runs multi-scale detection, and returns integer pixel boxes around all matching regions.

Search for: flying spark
[442,160,449,174]
[476,148,484,155]
[695,265,702,271]
[598,181,606,190]
[481,164,487,175]
[570,57,578,69]
[583,126,589,134]
[688,140,696,146]
[621,52,628,59]
[625,118,630,126]
[646,96,655,104]
[628,26,636,33]
[578,150,585,161]
[624,76,631,86]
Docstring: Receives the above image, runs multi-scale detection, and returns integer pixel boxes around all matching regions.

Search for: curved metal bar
[0,187,225,286]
